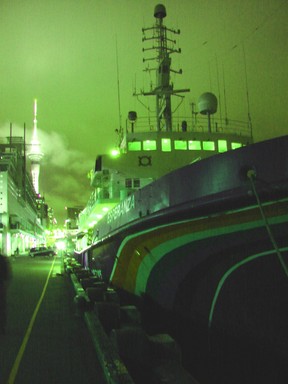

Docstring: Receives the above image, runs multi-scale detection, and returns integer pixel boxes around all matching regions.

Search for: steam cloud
[0,122,93,224]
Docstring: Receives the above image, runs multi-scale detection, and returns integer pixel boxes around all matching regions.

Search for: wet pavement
[0,256,106,384]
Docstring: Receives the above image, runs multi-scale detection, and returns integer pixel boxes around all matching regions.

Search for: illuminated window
[231,142,242,149]
[218,140,227,153]
[174,140,187,150]
[203,141,215,151]
[128,141,141,151]
[161,138,171,152]
[188,140,201,150]
[143,140,156,151]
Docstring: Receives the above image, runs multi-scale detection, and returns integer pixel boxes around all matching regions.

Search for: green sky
[0,0,287,225]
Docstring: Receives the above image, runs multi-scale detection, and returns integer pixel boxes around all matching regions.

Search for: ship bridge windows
[161,138,171,152]
[218,140,228,153]
[231,142,242,149]
[128,141,141,151]
[174,140,187,150]
[126,137,240,153]
[203,141,215,151]
[143,140,157,151]
[188,140,201,150]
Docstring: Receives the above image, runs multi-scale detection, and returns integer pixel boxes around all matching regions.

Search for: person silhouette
[0,254,11,334]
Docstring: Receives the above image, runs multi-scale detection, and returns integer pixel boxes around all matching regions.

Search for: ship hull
[79,135,288,356]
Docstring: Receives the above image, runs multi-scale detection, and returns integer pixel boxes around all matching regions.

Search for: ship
[75,4,288,382]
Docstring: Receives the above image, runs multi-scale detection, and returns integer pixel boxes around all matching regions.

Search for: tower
[28,99,43,194]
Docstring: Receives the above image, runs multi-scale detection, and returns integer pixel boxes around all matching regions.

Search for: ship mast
[139,4,190,131]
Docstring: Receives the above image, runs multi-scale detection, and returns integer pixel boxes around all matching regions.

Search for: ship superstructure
[78,4,252,236]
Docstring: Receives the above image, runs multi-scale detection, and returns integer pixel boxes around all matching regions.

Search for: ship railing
[125,115,252,137]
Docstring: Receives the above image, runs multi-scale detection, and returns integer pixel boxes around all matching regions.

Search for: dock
[0,255,196,384]
[0,256,106,384]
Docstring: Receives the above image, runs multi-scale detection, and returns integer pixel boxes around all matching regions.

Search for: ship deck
[0,256,106,384]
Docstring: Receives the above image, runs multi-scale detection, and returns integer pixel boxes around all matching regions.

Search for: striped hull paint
[110,199,288,309]
[104,199,288,351]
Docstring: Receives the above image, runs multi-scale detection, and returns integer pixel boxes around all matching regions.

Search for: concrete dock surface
[0,256,106,384]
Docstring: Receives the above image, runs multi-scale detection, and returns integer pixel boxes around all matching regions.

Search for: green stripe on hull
[109,201,288,296]
[135,215,288,296]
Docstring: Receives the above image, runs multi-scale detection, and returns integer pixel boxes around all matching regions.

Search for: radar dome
[198,92,218,115]
[154,4,166,19]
